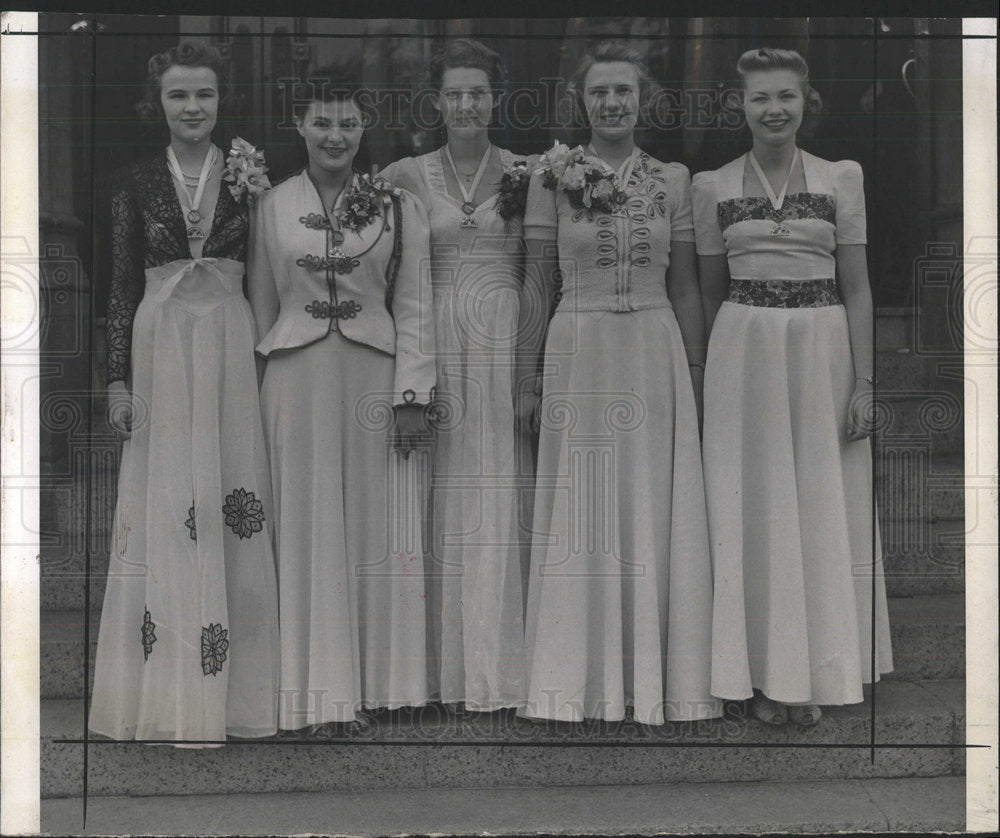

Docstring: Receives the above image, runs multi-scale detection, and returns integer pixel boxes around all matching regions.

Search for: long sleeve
[247,196,279,351]
[105,174,143,384]
[391,190,436,405]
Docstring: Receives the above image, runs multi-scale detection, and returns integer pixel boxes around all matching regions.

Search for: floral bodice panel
[105,155,248,383]
[522,149,695,313]
[691,149,867,282]
[379,148,539,358]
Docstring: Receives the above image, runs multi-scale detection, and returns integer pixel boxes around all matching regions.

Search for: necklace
[442,144,492,227]
[166,144,218,238]
[748,147,799,237]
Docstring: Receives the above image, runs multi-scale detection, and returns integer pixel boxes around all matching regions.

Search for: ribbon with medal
[748,147,799,237]
[443,144,492,228]
[166,144,219,240]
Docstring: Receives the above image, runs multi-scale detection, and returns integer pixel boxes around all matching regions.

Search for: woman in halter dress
[379,39,536,712]
[515,42,720,725]
[90,41,279,744]
[693,48,892,727]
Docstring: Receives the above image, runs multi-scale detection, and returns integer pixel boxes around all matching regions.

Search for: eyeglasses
[440,89,491,105]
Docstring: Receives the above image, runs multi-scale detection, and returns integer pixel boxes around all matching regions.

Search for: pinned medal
[331,229,345,246]
[187,209,202,224]
[460,202,478,227]
[186,226,206,239]
[771,223,790,237]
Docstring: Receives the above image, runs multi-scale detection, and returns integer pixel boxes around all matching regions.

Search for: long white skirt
[704,300,893,705]
[428,275,527,711]
[522,305,721,725]
[262,332,431,728]
[90,258,280,744]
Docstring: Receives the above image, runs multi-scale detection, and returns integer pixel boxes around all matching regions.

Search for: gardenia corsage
[334,173,402,235]
[494,159,532,232]
[539,140,627,217]
[223,137,271,206]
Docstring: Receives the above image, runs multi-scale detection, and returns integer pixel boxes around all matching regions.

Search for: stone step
[874,308,918,350]
[882,520,965,597]
[39,594,964,701]
[875,452,964,523]
[40,775,966,835]
[875,391,963,455]
[43,680,964,798]
[883,594,964,681]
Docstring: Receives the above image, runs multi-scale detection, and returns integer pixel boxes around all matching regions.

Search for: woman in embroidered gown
[249,69,436,728]
[90,41,279,744]
[515,43,720,725]
[693,48,892,726]
[379,39,536,711]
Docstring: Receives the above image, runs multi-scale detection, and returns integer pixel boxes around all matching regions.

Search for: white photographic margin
[963,16,999,835]
[0,9,41,836]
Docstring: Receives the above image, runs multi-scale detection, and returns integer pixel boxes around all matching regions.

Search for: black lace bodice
[105,155,249,383]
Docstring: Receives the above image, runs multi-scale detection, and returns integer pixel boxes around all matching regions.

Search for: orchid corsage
[223,137,271,206]
[334,173,403,235]
[539,140,627,218]
[494,159,532,232]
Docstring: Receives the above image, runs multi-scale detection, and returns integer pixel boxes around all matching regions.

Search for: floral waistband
[727,278,841,308]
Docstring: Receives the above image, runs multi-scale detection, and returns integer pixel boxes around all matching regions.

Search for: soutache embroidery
[201,622,229,676]
[494,159,532,232]
[727,278,841,308]
[305,299,363,320]
[222,487,265,540]
[296,253,361,275]
[141,607,156,662]
[185,504,197,541]
[717,193,835,232]
[300,212,331,230]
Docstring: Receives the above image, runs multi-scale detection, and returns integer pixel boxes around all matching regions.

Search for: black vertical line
[869,18,879,767]
[82,12,100,830]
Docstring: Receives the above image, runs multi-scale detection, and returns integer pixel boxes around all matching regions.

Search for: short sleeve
[833,160,867,245]
[691,171,727,256]
[377,157,429,208]
[522,169,557,242]
[667,163,695,243]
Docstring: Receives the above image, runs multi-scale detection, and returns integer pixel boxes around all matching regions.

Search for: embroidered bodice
[106,156,248,383]
[522,149,695,313]
[691,150,867,281]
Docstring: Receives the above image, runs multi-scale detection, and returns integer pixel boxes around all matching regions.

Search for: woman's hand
[515,388,542,435]
[107,380,133,439]
[393,404,430,458]
[847,380,875,442]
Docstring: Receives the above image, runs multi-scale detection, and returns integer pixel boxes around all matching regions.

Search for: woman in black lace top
[90,41,279,744]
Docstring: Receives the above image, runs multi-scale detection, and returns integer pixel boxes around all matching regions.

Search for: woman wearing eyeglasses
[379,39,537,712]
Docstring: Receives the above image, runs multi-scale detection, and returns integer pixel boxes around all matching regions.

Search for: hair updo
[567,41,657,126]
[291,63,367,121]
[137,40,230,120]
[428,38,504,91]
[736,47,824,114]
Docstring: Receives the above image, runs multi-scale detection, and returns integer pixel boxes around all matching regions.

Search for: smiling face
[742,68,806,147]
[436,66,494,140]
[296,98,364,180]
[582,61,641,143]
[160,64,219,146]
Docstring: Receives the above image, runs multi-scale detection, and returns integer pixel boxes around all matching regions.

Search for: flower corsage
[334,173,402,235]
[539,140,627,219]
[494,159,532,232]
[223,137,271,206]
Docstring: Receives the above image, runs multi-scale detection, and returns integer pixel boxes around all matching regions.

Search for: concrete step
[39,593,965,700]
[874,308,918,350]
[42,680,964,798]
[40,775,966,835]
[884,594,964,681]
[875,391,963,455]
[882,520,965,596]
[875,452,964,523]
